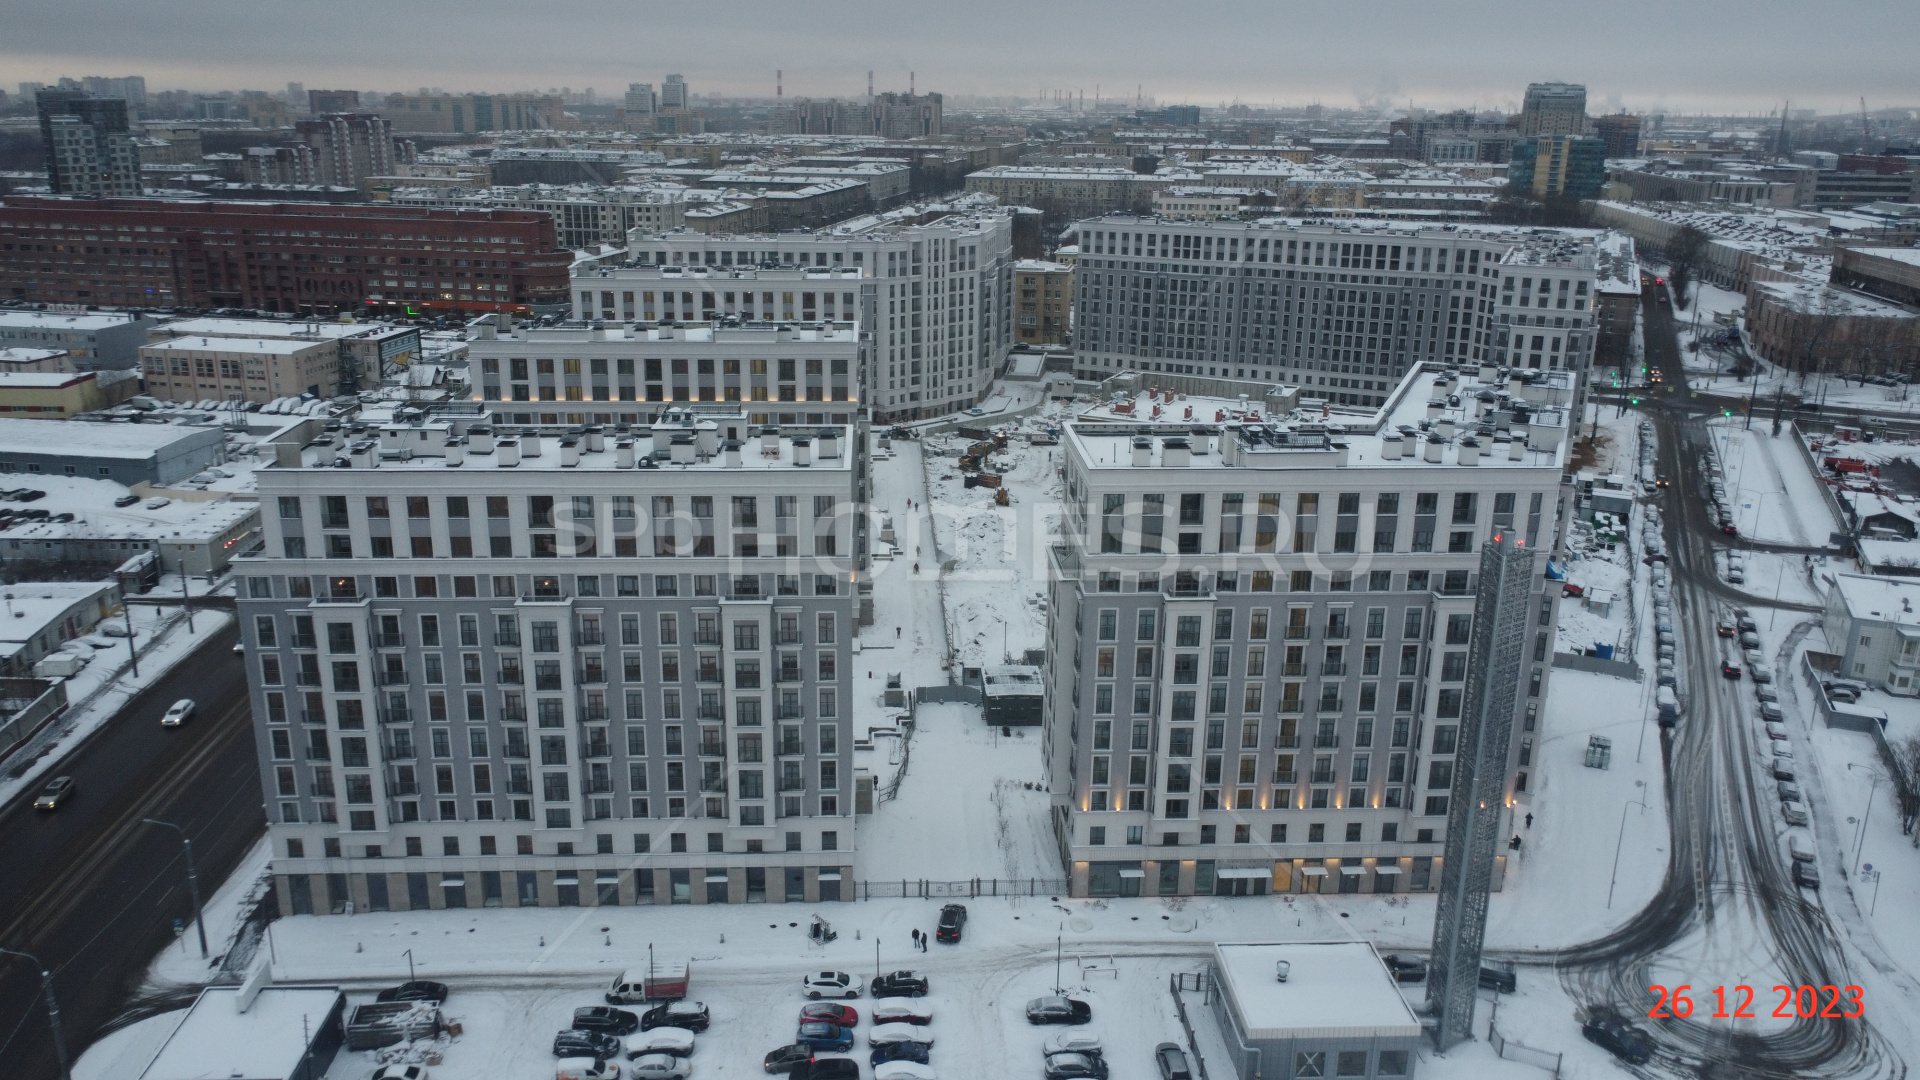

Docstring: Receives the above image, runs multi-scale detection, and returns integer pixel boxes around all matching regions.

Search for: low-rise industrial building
[148,316,421,393]
[1207,941,1423,1080]
[0,580,123,676]
[0,369,140,418]
[141,334,342,404]
[0,416,226,486]
[0,310,156,371]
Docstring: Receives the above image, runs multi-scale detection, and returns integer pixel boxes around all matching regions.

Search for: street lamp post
[1607,783,1650,910]
[1847,764,1888,869]
[403,947,416,984]
[0,947,71,1080]
[141,818,208,959]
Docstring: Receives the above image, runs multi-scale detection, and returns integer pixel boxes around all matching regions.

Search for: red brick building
[0,196,572,314]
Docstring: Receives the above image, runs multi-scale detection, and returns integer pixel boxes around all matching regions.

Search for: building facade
[381,93,563,134]
[1508,136,1605,200]
[244,408,863,914]
[0,311,155,370]
[1042,364,1569,897]
[579,201,1014,420]
[1592,114,1642,159]
[36,88,142,197]
[296,113,396,190]
[1071,217,1600,406]
[1824,575,1920,696]
[0,197,571,315]
[140,335,343,404]
[1518,82,1587,138]
[150,316,421,393]
[1014,260,1072,346]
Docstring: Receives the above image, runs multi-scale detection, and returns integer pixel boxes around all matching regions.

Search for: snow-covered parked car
[868,1023,933,1048]
[625,1027,697,1059]
[871,1003,932,1026]
[874,1063,937,1080]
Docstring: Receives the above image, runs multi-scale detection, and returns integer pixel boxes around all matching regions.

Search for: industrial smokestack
[777,70,782,98]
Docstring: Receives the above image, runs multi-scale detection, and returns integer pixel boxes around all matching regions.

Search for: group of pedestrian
[910,929,928,951]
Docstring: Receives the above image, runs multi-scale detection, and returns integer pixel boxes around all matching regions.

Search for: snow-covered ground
[0,591,234,804]
[1705,420,1838,546]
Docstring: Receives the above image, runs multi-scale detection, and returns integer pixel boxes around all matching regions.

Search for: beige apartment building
[140,335,340,404]
[1014,260,1073,346]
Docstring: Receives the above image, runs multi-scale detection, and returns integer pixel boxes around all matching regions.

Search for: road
[0,623,262,1080]
[1552,291,1905,1077]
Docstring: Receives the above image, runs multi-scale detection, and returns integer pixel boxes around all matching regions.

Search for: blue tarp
[1593,642,1615,660]
[1545,561,1567,580]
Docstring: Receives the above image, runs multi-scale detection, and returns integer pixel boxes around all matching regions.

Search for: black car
[1025,996,1093,1025]
[572,1006,640,1036]
[1581,1013,1653,1065]
[552,1029,622,1059]
[870,971,930,998]
[1380,954,1427,983]
[871,1042,932,1067]
[1154,1043,1193,1080]
[791,1058,860,1080]
[1045,1051,1110,1080]
[375,981,450,1004]
[642,1001,711,1031]
[1793,861,1820,890]
[764,1043,815,1074]
[1478,964,1517,994]
[935,903,968,943]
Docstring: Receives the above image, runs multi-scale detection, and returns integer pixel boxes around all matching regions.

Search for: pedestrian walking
[1525,812,1534,829]
[897,626,902,639]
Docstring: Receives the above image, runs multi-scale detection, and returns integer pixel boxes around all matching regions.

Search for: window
[1336,1051,1369,1077]
[1295,1051,1325,1078]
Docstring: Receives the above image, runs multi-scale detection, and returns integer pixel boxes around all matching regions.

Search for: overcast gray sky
[5,0,1913,116]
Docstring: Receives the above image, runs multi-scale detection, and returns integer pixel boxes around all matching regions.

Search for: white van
[554,1058,620,1080]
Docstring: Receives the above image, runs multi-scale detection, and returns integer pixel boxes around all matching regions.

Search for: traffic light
[1630,395,1641,406]
[1722,408,1732,418]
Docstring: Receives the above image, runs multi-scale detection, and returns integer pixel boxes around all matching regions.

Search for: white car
[371,1067,430,1080]
[872,1003,933,1026]
[1044,1032,1103,1057]
[162,698,196,727]
[1765,722,1790,741]
[803,971,860,999]
[629,1052,692,1080]
[875,1064,937,1080]
[554,1059,620,1080]
[869,1023,933,1048]
[624,1028,695,1059]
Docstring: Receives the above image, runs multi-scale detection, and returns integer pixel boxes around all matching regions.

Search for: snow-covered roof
[154,317,412,342]
[1856,538,1920,573]
[0,581,117,646]
[1013,260,1071,273]
[1831,573,1920,629]
[0,348,69,366]
[0,310,143,332]
[0,417,219,458]
[142,335,332,356]
[1213,942,1423,1040]
[0,370,94,389]
[0,475,257,543]
[1850,246,1920,268]
[137,985,343,1080]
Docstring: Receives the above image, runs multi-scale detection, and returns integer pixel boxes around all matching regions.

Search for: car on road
[1716,621,1736,638]
[1721,522,1739,536]
[113,493,142,508]
[1793,861,1821,890]
[1026,996,1093,1025]
[803,972,860,1000]
[800,1003,858,1027]
[160,697,198,726]
[643,1001,710,1031]
[1581,1012,1654,1065]
[868,1023,934,1048]
[629,1052,693,1080]
[1380,954,1427,983]
[572,1006,640,1036]
[871,1041,932,1067]
[790,1059,860,1080]
[872,1003,932,1026]
[625,1028,696,1058]
[796,1022,855,1053]
[1045,1051,1111,1080]
[1478,964,1517,993]
[966,407,987,416]
[1720,662,1741,680]
[935,902,968,943]
[763,1043,816,1074]
[1727,567,1745,584]
[553,1030,623,1059]
[1782,800,1809,826]
[870,971,929,998]
[1155,1042,1194,1080]
[33,775,76,811]
[376,981,450,1004]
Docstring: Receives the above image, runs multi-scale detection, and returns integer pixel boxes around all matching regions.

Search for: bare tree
[1666,225,1708,309]
[1894,732,1920,839]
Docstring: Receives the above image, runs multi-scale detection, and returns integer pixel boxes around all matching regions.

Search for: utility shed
[981,664,1044,726]
[138,983,345,1080]
[1207,941,1425,1080]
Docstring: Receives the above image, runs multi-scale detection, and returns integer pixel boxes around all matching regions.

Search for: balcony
[779,776,807,792]
[775,668,803,685]
[1285,627,1312,640]
[700,777,729,794]
[379,705,410,725]
[1272,770,1297,784]
[305,745,331,761]
[576,631,605,647]
[375,633,405,649]
[577,668,607,685]
[1314,734,1341,749]
[776,633,803,646]
[383,742,415,760]
[300,709,326,725]
[321,514,351,530]
[1282,663,1306,677]
[1321,662,1347,677]
[389,781,419,797]
[290,635,317,650]
[694,632,721,647]
[496,669,524,685]
[1324,626,1350,641]
[1274,735,1300,749]
[494,633,522,647]
[581,740,613,759]
[777,707,805,721]
[295,672,322,688]
[379,670,410,686]
[778,741,806,757]
[506,778,532,795]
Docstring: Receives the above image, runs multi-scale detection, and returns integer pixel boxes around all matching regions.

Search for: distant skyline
[5,0,1917,118]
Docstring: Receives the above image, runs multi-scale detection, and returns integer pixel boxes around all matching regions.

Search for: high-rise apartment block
[625,84,656,116]
[295,113,396,190]
[1015,260,1073,346]
[1518,82,1587,137]
[36,89,143,197]
[308,89,362,115]
[1592,114,1642,160]
[1042,363,1569,897]
[245,408,863,914]
[1509,136,1607,200]
[577,200,1014,421]
[1071,218,1601,406]
[871,91,942,139]
[661,75,689,111]
[382,93,562,133]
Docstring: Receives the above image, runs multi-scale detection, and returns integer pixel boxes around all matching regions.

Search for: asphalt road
[0,621,262,1080]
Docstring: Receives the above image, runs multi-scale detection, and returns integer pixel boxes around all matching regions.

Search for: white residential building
[1824,574,1920,696]
[1043,362,1572,897]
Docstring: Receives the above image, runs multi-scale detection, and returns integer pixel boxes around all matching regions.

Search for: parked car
[1380,954,1427,983]
[871,1041,932,1067]
[553,1030,623,1059]
[1771,761,1796,783]
[376,981,450,1004]
[797,1022,856,1053]
[1825,683,1862,704]
[870,971,930,998]
[868,1023,933,1048]
[871,1003,932,1026]
[1778,781,1803,803]
[642,1002,710,1032]
[1045,1032,1103,1057]
[1782,800,1809,827]
[763,1043,815,1074]
[935,903,968,943]
[629,1052,693,1080]
[161,698,197,727]
[800,1003,858,1027]
[1478,965,1517,994]
[1793,861,1821,890]
[1765,722,1790,741]
[1581,1012,1653,1065]
[572,1006,640,1036]
[1758,701,1785,722]
[873,1063,936,1080]
[803,972,860,1000]
[790,1059,860,1080]
[553,1059,620,1080]
[1715,621,1735,638]
[371,1066,429,1080]
[1026,996,1093,1025]
[113,494,141,508]
[625,1028,695,1059]
[33,776,76,811]
[1045,1051,1110,1080]
[1155,1042,1194,1080]
[1756,685,1779,703]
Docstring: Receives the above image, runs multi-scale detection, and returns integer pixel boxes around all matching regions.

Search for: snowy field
[1705,420,1838,546]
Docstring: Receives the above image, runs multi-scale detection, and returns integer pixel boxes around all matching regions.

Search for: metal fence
[858,878,1069,900]
[1551,651,1643,681]
[1167,971,1213,1080]
[1489,1023,1563,1077]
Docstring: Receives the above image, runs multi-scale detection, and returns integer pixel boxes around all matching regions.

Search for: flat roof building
[150,316,421,393]
[141,335,342,405]
[1208,942,1423,1080]
[0,415,225,485]
[0,309,157,371]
